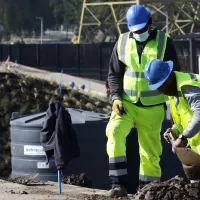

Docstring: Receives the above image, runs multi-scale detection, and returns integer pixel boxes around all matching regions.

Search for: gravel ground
[0,178,132,200]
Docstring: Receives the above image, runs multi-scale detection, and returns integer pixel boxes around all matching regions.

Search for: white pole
[36,17,43,44]
[41,18,43,44]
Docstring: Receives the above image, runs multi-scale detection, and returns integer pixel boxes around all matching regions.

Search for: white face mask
[133,30,149,42]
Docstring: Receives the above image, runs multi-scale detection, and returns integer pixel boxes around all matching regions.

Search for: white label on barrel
[37,162,49,169]
[24,145,45,156]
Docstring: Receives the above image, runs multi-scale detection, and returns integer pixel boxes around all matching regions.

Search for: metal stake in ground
[58,170,62,195]
[58,70,63,96]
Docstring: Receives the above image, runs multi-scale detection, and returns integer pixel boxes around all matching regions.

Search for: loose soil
[62,173,93,188]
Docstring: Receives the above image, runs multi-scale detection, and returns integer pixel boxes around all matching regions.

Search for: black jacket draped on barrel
[40,100,80,170]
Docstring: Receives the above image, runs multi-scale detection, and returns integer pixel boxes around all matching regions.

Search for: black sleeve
[163,37,180,71]
[108,41,126,100]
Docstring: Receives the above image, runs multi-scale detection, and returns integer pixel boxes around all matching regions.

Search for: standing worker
[106,4,180,197]
[144,58,200,182]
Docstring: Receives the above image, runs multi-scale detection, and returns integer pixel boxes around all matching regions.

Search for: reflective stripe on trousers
[139,175,160,182]
[108,156,128,185]
[109,156,128,176]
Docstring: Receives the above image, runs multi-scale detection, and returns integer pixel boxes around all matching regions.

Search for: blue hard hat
[126,5,150,32]
[69,81,75,87]
[144,59,174,90]
[79,84,85,90]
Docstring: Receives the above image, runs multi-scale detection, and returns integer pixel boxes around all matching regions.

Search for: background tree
[49,0,82,26]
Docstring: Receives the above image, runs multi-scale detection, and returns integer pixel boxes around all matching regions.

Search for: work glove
[163,127,180,144]
[112,99,126,115]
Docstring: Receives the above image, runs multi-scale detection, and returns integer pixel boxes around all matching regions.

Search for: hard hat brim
[128,22,147,32]
[149,61,174,90]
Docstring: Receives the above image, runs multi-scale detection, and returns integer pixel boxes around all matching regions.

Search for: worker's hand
[172,138,185,153]
[112,99,126,115]
[163,127,180,144]
[163,128,174,144]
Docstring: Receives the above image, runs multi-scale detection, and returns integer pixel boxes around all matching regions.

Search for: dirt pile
[132,176,200,200]
[82,194,133,200]
[8,173,40,185]
[81,176,200,200]
[62,173,92,188]
[8,173,92,188]
[0,72,111,179]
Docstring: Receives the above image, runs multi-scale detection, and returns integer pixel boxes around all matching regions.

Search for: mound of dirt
[81,176,200,200]
[62,173,92,188]
[82,194,133,200]
[8,173,40,185]
[0,72,111,179]
[132,176,200,200]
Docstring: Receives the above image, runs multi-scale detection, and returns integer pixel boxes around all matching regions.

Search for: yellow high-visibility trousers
[106,100,165,185]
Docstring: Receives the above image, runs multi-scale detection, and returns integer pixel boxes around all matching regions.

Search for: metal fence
[0,43,115,81]
[0,39,199,81]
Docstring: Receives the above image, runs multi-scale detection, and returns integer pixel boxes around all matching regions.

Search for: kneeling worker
[144,58,200,182]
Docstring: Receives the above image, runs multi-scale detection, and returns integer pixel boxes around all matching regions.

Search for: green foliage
[0,0,134,41]
[49,0,82,25]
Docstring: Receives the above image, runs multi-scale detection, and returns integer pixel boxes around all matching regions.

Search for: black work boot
[107,184,127,197]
